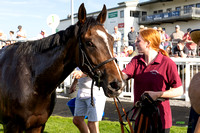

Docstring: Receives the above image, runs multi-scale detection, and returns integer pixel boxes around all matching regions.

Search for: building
[57,0,200,45]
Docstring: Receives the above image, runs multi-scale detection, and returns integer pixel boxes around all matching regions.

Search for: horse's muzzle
[104,79,125,97]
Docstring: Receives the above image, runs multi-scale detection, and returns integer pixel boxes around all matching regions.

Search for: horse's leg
[25,124,45,133]
[3,123,23,133]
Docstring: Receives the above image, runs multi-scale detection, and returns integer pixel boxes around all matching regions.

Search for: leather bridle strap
[92,57,116,71]
[114,97,134,133]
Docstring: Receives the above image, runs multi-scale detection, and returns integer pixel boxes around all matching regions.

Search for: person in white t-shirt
[70,69,106,133]
[112,26,121,55]
[0,30,7,48]
[16,25,27,41]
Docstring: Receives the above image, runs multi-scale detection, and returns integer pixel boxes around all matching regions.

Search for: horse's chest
[24,96,53,128]
[26,112,48,128]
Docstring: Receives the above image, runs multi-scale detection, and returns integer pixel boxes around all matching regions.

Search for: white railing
[57,57,200,102]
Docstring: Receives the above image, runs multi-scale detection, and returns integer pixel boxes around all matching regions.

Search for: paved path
[53,95,190,127]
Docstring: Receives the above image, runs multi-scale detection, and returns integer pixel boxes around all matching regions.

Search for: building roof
[61,0,139,22]
[138,0,173,6]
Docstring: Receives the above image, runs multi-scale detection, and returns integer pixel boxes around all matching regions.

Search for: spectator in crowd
[183,28,197,57]
[127,46,137,57]
[157,27,166,49]
[170,25,184,53]
[165,46,173,57]
[119,46,128,57]
[162,28,170,50]
[37,29,47,39]
[122,28,183,132]
[112,26,121,55]
[6,31,15,45]
[139,25,144,31]
[187,29,200,133]
[136,25,145,36]
[173,39,189,58]
[153,26,157,30]
[0,30,7,48]
[16,25,27,41]
[128,26,137,51]
[70,69,106,133]
[9,31,15,40]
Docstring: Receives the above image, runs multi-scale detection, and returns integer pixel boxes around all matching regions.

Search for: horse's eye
[86,41,94,47]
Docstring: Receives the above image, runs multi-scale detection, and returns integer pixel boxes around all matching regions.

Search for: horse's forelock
[78,17,102,36]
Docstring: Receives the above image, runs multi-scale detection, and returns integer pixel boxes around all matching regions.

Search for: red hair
[139,28,169,57]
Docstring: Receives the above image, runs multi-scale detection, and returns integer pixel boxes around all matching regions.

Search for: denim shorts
[74,96,106,122]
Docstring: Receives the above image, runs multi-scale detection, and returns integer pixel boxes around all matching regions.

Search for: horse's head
[75,3,125,97]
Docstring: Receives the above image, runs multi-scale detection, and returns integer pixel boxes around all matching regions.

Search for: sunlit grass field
[0,116,187,133]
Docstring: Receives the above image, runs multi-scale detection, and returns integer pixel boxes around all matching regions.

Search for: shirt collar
[139,52,163,64]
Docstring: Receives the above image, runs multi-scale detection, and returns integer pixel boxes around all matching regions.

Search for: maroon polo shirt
[122,52,182,129]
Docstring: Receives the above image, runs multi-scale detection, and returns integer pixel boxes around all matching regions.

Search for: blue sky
[0,0,146,39]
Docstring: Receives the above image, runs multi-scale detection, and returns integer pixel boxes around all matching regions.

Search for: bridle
[78,36,116,86]
[78,35,116,106]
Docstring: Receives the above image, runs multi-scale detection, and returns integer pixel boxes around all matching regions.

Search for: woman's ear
[146,41,151,48]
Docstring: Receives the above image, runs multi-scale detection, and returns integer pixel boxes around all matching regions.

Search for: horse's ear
[96,5,107,24]
[78,3,87,24]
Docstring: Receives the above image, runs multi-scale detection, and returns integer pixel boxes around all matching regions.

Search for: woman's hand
[144,91,162,101]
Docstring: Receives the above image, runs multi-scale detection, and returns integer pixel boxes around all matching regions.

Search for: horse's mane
[8,16,101,56]
[10,25,75,56]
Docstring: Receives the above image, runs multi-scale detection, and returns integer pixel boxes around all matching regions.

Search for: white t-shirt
[16,30,27,40]
[77,76,106,99]
[112,31,122,47]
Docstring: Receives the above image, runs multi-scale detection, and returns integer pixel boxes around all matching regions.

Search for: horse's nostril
[110,81,120,91]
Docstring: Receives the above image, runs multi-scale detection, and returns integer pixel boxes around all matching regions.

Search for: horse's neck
[31,31,78,94]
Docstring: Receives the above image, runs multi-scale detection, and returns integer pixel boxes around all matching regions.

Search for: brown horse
[0,3,125,133]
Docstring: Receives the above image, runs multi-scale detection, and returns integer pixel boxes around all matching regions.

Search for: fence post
[185,62,190,101]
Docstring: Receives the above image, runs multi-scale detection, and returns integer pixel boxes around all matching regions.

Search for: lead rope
[90,79,95,107]
[114,97,134,133]
[116,97,134,133]
[114,98,125,133]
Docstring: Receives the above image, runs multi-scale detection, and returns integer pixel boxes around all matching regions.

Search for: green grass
[0,116,187,133]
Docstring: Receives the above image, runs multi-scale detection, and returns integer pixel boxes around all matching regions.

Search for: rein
[114,97,134,133]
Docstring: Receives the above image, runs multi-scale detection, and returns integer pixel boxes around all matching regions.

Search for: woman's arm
[122,72,129,80]
[145,86,184,101]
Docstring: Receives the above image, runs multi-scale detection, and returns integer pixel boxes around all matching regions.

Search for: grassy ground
[0,116,187,133]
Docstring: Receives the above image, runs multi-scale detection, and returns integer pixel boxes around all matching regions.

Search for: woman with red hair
[122,28,183,133]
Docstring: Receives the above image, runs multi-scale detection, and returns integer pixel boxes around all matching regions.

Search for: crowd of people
[112,24,199,59]
[0,25,47,48]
